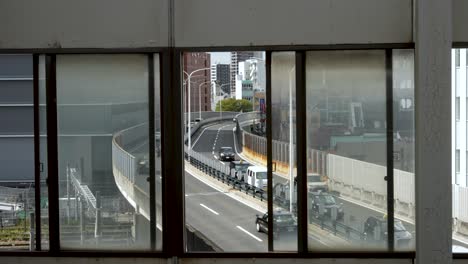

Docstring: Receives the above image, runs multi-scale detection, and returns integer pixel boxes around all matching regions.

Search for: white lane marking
[200,203,219,215]
[212,151,214,154]
[130,140,149,153]
[212,124,231,160]
[236,226,263,242]
[219,161,225,165]
[214,155,218,160]
[185,168,265,213]
[192,123,223,148]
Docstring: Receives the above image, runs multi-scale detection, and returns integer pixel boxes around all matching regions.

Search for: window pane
[271,52,297,251]
[392,49,415,251]
[184,52,268,252]
[453,47,468,252]
[0,54,35,250]
[57,55,151,250]
[39,55,49,249]
[306,50,388,251]
[153,54,163,250]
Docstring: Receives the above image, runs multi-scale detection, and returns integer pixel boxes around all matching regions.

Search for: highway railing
[185,148,267,201]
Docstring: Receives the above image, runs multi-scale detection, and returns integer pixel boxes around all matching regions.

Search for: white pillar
[415,0,452,263]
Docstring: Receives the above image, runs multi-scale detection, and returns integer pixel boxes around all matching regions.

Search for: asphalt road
[189,120,418,250]
[123,120,427,251]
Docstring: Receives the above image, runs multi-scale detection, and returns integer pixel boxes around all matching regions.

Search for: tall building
[216,64,230,94]
[183,52,211,112]
[453,49,468,187]
[230,51,255,97]
[0,54,33,186]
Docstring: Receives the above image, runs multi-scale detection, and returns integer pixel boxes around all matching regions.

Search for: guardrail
[235,112,328,177]
[110,110,468,242]
[185,148,267,201]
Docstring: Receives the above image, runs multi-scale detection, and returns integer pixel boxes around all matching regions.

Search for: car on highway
[309,191,344,220]
[307,173,328,193]
[255,211,297,236]
[246,166,268,191]
[363,216,413,248]
[229,160,251,181]
[218,147,235,161]
[138,156,149,175]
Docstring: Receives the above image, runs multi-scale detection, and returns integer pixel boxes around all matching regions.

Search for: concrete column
[415,0,452,263]
[79,197,86,246]
[29,212,35,251]
[94,191,102,245]
[133,205,140,244]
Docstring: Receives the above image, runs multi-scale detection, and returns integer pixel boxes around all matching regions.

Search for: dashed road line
[200,203,219,215]
[192,123,223,149]
[236,226,263,242]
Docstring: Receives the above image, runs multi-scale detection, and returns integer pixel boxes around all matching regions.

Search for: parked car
[218,147,235,161]
[255,211,297,236]
[229,160,251,181]
[309,192,344,220]
[364,216,412,248]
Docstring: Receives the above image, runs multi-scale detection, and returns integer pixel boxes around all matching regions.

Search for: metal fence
[185,148,267,201]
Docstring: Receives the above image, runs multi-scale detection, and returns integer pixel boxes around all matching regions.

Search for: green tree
[215,98,253,112]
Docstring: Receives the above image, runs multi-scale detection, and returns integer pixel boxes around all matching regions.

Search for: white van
[246,166,268,190]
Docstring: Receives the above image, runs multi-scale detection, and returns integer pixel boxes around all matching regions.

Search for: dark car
[255,211,297,236]
[138,156,149,175]
[309,192,344,220]
[218,147,235,161]
[229,160,251,181]
[364,216,412,248]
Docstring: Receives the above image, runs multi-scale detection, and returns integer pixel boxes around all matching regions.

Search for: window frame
[0,44,417,259]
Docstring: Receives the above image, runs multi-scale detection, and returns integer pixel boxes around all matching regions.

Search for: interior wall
[0,0,170,49]
[174,0,413,47]
[453,0,468,42]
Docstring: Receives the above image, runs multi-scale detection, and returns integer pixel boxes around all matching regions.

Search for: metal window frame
[33,54,41,251]
[40,50,167,257]
[0,44,417,259]
[177,45,413,258]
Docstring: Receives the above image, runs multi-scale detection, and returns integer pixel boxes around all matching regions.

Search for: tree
[215,98,253,112]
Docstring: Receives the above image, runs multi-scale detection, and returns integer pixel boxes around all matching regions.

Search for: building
[215,64,230,94]
[0,54,33,186]
[453,49,467,187]
[230,51,255,97]
[183,52,211,112]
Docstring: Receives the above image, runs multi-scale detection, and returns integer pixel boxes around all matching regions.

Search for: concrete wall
[175,0,412,46]
[453,0,468,43]
[0,0,170,49]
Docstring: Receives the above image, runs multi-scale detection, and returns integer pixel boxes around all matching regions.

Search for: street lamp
[288,66,295,213]
[198,81,214,120]
[184,67,210,150]
[215,82,230,119]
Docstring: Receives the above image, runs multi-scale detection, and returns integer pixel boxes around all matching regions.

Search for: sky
[209,52,231,65]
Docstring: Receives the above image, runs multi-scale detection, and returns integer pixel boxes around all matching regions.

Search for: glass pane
[184,51,268,252]
[0,54,35,250]
[452,48,468,253]
[306,50,388,251]
[39,55,49,249]
[57,55,151,250]
[392,49,415,251]
[271,52,297,251]
[153,54,163,250]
